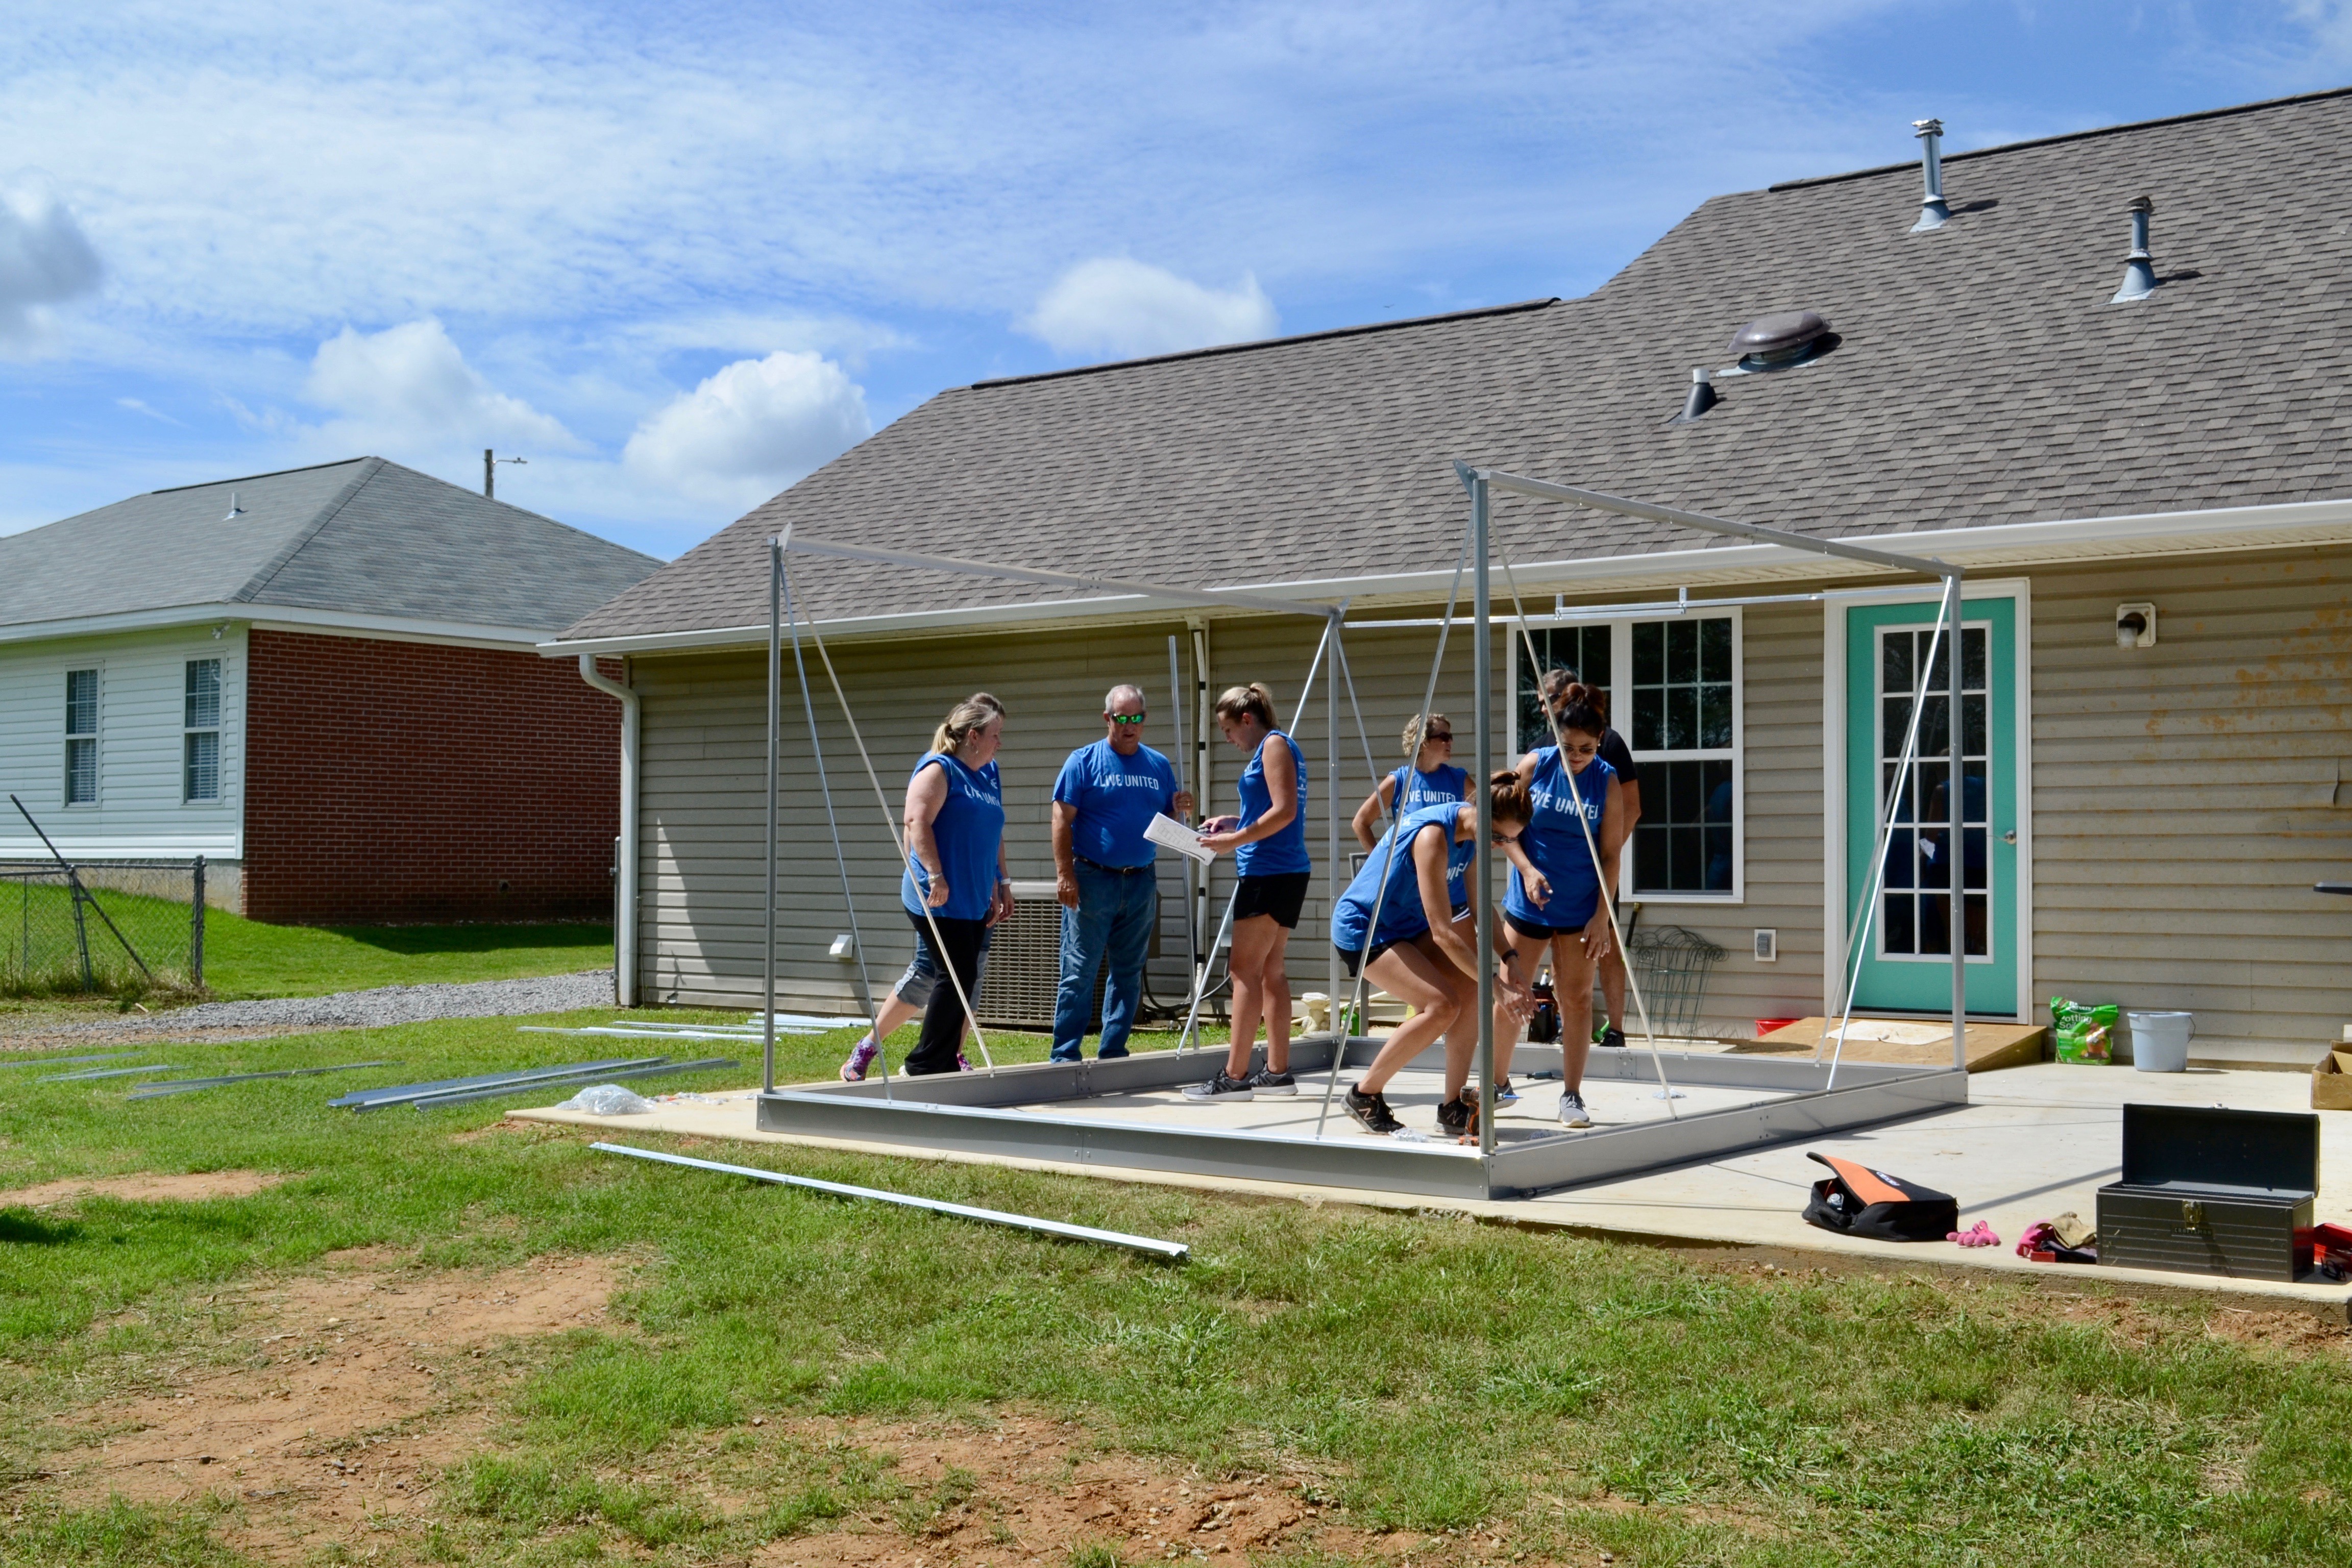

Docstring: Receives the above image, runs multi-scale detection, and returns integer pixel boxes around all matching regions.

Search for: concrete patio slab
[511,1054,2352,1318]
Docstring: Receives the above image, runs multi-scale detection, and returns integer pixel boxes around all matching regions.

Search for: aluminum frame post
[1168,634,1198,1030]
[764,541,782,1091]
[1472,476,1496,1159]
[1326,611,1343,1049]
[1946,569,1967,1072]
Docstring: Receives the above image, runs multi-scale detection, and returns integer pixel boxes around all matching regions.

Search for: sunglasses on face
[1425,730,1454,743]
[1109,713,1148,725]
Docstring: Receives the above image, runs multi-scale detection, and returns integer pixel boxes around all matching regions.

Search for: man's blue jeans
[1050,861,1158,1061]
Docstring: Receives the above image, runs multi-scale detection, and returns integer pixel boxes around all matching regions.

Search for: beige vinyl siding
[635,622,1238,1011]
[2026,547,2352,1059]
[628,544,2352,1060]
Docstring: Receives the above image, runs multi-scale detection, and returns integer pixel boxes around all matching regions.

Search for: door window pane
[1876,625,1989,959]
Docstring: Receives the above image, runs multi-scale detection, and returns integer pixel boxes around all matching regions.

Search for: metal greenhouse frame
[746,462,1975,1201]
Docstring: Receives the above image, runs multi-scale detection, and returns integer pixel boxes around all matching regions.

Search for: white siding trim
[546,495,2352,657]
[1819,578,2034,1021]
[0,601,552,650]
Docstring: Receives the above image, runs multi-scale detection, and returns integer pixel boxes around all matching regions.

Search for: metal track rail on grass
[333,1058,664,1110]
[409,1057,737,1112]
[592,1141,1188,1260]
[127,1061,402,1099]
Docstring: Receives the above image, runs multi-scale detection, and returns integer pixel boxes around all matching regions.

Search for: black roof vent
[1725,310,1839,374]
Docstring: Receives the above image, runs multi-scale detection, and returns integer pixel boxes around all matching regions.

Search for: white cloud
[622,349,872,508]
[303,318,575,451]
[0,173,101,353]
[1021,258,1278,361]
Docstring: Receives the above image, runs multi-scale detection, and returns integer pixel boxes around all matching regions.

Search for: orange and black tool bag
[1802,1152,1958,1242]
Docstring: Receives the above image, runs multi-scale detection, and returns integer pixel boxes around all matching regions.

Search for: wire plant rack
[1626,924,1725,1040]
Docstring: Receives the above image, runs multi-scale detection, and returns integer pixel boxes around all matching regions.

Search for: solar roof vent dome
[1728,310,1837,373]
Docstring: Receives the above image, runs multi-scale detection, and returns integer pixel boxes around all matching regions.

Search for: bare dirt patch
[52,1250,625,1561]
[0,1169,290,1209]
[749,1415,1384,1568]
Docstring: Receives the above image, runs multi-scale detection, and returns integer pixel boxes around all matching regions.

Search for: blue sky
[6,1,2350,558]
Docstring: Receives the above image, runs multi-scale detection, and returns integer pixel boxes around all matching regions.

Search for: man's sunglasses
[1109,713,1148,725]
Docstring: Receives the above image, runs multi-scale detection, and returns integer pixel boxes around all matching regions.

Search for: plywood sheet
[1734,1016,2049,1072]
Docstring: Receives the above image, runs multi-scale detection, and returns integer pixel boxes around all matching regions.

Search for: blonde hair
[1402,711,1451,757]
[1214,682,1277,728]
[932,694,1003,755]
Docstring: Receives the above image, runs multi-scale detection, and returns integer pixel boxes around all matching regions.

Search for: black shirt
[1598,728,1639,787]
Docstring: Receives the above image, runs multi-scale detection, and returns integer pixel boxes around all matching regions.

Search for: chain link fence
[0,857,208,997]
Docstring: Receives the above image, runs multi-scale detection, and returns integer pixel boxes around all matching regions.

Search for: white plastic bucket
[2126,1010,2193,1073]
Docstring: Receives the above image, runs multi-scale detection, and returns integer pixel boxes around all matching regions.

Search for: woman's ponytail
[1487,768,1534,827]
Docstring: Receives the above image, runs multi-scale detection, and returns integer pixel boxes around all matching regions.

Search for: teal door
[1844,597,2019,1015]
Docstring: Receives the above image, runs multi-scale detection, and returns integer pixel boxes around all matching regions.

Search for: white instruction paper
[1145,812,1215,865]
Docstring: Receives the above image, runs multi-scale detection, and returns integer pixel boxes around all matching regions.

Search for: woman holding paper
[1185,682,1309,1102]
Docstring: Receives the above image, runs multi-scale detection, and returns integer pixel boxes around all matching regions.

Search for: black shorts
[1506,905,1599,944]
[1233,871,1311,929]
[1336,937,1408,977]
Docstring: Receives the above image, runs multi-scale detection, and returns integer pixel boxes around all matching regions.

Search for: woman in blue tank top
[1351,710,1468,904]
[898,696,1012,1076]
[1494,681,1624,1129]
[1184,682,1311,1103]
[1350,710,1467,842]
[1326,780,1534,1139]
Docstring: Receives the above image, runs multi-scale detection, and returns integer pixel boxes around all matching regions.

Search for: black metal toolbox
[2097,1104,2319,1282]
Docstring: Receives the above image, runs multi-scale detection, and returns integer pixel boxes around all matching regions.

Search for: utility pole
[484,449,526,498]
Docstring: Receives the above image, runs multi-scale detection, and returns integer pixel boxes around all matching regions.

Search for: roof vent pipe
[1669,367,1718,424]
[1909,118,1950,232]
[2111,195,2157,302]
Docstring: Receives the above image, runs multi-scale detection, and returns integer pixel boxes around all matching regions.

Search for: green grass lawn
[2,877,610,1002]
[198,911,614,999]
[4,1017,2351,1566]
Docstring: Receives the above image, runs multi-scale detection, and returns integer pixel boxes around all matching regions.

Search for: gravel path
[4,970,616,1046]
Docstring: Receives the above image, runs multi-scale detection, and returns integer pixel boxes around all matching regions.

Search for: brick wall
[244,629,621,924]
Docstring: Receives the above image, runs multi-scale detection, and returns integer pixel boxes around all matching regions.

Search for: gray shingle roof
[1,457,659,635]
[564,86,2352,643]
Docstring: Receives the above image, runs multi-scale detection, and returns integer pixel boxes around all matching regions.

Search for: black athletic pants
[903,911,989,1076]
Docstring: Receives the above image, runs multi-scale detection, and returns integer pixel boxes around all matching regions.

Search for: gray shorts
[893,923,992,1008]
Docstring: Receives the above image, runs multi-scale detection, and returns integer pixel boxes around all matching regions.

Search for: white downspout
[577,655,639,1007]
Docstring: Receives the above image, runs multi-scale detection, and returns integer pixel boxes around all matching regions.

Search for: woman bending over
[1334,772,1534,1138]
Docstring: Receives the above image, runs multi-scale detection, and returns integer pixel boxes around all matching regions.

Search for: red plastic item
[1756,1018,1800,1038]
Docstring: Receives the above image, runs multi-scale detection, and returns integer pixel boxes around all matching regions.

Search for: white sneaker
[1558,1089,1592,1129]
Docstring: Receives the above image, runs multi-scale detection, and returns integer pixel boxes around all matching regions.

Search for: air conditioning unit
[976,880,1122,1032]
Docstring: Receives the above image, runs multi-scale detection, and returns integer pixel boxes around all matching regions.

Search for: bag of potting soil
[1801,1152,1959,1242]
[2049,997,2118,1065]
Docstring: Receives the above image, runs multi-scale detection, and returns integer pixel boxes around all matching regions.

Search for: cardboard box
[2315,1050,2352,1111]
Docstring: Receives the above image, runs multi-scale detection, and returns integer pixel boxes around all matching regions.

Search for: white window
[64,668,99,805]
[184,658,222,803]
[1512,610,1744,901]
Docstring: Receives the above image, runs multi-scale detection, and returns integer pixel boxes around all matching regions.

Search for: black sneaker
[1436,1089,1481,1140]
[1249,1068,1297,1096]
[1344,1084,1402,1135]
[1181,1072,1254,1101]
[1598,1025,1627,1049]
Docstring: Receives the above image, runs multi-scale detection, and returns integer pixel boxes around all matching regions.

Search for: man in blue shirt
[1050,684,1193,1062]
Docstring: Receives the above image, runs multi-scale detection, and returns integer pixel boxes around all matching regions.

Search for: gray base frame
[755,1043,1968,1203]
